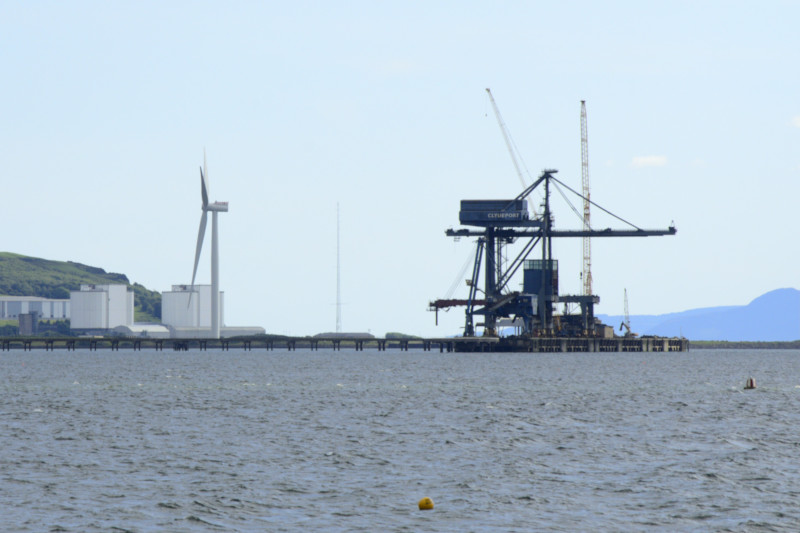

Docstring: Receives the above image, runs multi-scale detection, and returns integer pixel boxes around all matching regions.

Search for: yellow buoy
[418,497,434,510]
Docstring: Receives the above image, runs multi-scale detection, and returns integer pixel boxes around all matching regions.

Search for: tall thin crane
[580,100,593,297]
[620,288,633,337]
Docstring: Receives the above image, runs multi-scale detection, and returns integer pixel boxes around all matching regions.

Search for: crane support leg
[465,239,484,337]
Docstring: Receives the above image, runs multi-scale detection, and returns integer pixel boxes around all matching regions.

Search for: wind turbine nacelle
[207,202,229,212]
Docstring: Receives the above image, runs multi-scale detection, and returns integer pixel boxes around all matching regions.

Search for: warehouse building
[0,296,70,320]
[70,284,134,332]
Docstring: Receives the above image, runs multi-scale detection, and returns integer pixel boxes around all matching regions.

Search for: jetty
[0,335,687,352]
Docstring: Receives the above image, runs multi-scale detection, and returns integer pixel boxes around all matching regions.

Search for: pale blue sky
[2,1,798,336]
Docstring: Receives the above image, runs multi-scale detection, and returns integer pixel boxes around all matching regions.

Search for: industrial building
[0,280,263,339]
[161,284,265,338]
[0,296,70,320]
[70,284,134,331]
[161,284,223,329]
[111,324,171,338]
[18,312,39,335]
[162,284,260,338]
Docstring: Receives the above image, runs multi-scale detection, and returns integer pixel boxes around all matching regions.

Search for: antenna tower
[336,203,342,333]
[580,101,593,296]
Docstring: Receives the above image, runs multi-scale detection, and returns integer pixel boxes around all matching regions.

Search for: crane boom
[580,100,592,297]
[620,288,635,336]
[486,88,529,193]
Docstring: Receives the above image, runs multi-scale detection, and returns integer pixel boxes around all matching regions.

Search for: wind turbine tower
[190,152,229,339]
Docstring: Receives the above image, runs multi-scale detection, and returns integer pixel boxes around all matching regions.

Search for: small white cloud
[631,155,667,168]
[792,115,800,128]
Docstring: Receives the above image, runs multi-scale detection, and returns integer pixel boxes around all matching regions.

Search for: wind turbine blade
[200,166,209,209]
[190,211,208,291]
[204,148,209,198]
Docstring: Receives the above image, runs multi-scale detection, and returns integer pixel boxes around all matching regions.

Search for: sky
[1,1,798,337]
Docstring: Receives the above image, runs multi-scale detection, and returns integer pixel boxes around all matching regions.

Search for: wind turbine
[190,151,229,339]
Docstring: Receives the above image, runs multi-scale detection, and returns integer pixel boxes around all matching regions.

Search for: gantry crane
[430,169,676,338]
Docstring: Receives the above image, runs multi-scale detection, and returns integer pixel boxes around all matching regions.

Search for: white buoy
[744,377,756,390]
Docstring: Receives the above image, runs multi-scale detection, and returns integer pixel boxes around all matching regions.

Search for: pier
[0,336,462,352]
[0,335,686,352]
[453,336,688,352]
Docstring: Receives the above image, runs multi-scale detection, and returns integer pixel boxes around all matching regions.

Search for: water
[2,349,800,532]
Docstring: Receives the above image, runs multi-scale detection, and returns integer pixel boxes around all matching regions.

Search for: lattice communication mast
[580,101,593,297]
[336,202,342,333]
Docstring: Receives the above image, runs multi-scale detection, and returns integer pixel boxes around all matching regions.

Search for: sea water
[2,349,800,532]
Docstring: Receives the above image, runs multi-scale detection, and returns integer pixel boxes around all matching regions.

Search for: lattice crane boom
[620,288,635,336]
[486,88,530,195]
[580,100,593,297]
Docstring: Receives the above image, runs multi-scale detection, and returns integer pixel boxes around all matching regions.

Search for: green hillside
[0,252,161,322]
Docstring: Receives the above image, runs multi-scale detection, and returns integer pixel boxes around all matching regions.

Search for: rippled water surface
[3,349,800,531]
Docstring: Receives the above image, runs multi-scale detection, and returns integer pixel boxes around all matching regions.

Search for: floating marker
[744,377,756,390]
[418,497,434,510]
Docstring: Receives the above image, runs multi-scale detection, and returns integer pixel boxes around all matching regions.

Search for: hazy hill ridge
[598,288,800,342]
[0,252,161,322]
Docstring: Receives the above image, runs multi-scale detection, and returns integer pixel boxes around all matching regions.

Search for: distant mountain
[0,252,161,322]
[598,288,800,342]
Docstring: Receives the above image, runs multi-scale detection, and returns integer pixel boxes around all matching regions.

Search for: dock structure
[454,336,688,353]
[0,336,458,352]
[0,335,687,352]
[429,167,681,351]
